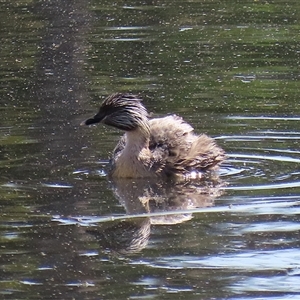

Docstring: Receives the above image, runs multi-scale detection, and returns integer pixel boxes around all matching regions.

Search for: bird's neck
[123,125,150,155]
[112,124,152,178]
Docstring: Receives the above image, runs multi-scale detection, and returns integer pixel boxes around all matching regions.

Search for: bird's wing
[149,115,225,175]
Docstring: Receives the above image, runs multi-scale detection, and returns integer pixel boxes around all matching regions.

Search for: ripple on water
[220,127,300,197]
[231,275,300,294]
[142,248,300,271]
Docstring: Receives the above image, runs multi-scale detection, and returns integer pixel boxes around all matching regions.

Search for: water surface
[1,0,300,299]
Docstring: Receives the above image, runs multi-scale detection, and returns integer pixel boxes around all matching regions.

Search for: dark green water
[1,0,300,299]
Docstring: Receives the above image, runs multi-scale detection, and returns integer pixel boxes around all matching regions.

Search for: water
[1,0,300,299]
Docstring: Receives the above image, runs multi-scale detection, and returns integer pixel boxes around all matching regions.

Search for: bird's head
[81,93,149,132]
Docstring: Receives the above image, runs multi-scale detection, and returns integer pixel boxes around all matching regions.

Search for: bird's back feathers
[112,114,225,178]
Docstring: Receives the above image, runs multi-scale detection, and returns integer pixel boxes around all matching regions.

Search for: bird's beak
[80,112,105,126]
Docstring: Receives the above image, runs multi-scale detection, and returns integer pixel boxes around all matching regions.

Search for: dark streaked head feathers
[81,93,149,131]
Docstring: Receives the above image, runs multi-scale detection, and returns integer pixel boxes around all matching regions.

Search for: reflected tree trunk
[29,0,102,287]
[32,0,91,173]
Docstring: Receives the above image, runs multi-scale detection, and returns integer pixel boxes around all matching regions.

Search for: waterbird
[81,93,225,179]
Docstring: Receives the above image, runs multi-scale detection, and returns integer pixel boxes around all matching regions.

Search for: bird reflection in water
[87,176,224,255]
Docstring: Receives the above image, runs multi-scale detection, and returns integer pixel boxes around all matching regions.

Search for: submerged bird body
[82,93,225,179]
